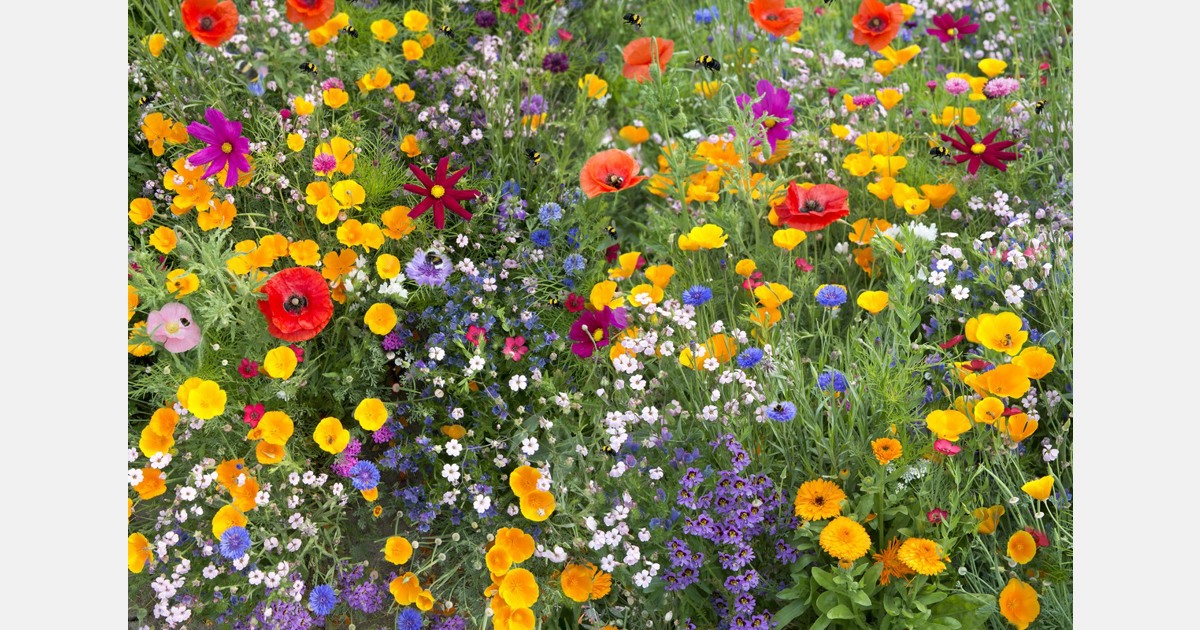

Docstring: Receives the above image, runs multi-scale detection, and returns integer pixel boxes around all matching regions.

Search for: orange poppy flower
[622,37,674,82]
[748,0,804,38]
[181,0,239,48]
[852,0,905,52]
[579,149,647,198]
[285,0,335,30]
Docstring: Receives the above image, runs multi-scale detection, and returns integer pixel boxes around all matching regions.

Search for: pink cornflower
[944,77,970,95]
[320,77,344,91]
[983,77,1021,99]
[503,336,529,361]
[238,358,259,379]
[926,80,938,93]
[313,152,337,176]
[851,94,877,108]
[244,403,266,427]
[467,325,487,347]
[934,439,961,456]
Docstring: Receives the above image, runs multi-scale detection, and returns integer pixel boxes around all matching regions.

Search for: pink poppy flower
[503,336,529,361]
[146,302,202,353]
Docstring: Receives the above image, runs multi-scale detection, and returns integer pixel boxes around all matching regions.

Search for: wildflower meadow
[125,1,1075,628]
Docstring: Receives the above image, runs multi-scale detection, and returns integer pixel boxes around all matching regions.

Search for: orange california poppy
[180,0,239,48]
[622,37,675,82]
[580,150,648,198]
[748,0,805,38]
[285,0,336,30]
[852,0,905,52]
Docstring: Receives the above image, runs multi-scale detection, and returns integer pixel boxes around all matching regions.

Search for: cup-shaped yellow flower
[130,198,155,225]
[973,397,1005,425]
[364,303,398,335]
[371,19,398,42]
[920,183,957,209]
[644,264,675,289]
[256,441,285,465]
[186,380,227,420]
[560,564,595,602]
[579,73,609,99]
[258,411,294,446]
[263,346,298,380]
[872,154,908,177]
[289,240,320,266]
[976,312,1028,355]
[323,87,349,109]
[856,291,889,314]
[978,58,1008,78]
[400,134,421,158]
[754,283,794,310]
[509,466,542,498]
[499,568,540,609]
[487,545,514,577]
[999,413,1038,442]
[149,227,178,254]
[589,280,625,310]
[1007,531,1037,564]
[608,252,642,280]
[496,527,535,562]
[375,254,401,280]
[973,504,1005,535]
[313,417,350,454]
[842,151,874,177]
[1013,346,1055,379]
[416,590,434,611]
[393,83,416,103]
[694,80,720,98]
[147,33,166,57]
[773,229,807,251]
[333,180,366,210]
[361,487,378,501]
[212,504,247,538]
[1021,475,1055,501]
[519,490,556,522]
[999,578,1040,630]
[981,364,1032,399]
[925,409,971,441]
[403,10,429,31]
[904,197,930,216]
[402,40,424,61]
[384,536,414,565]
[678,224,728,251]
[875,88,903,111]
[855,131,904,156]
[619,125,650,144]
[129,533,152,573]
[735,259,757,277]
[391,572,423,606]
[293,97,314,116]
[355,398,388,431]
[139,425,174,457]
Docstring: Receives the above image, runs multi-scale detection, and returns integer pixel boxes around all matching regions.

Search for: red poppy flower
[181,0,239,48]
[404,157,481,229]
[939,126,1021,175]
[772,182,850,232]
[604,244,621,263]
[622,37,674,82]
[748,0,804,38]
[851,0,905,52]
[257,267,334,342]
[580,149,647,199]
[285,0,336,30]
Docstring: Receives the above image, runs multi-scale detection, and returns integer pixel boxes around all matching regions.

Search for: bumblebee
[547,296,561,307]
[1034,99,1046,114]
[136,93,156,107]
[426,251,444,267]
[237,61,266,96]
[439,25,454,38]
[929,145,950,158]
[605,225,617,239]
[601,444,617,457]
[526,148,542,166]
[623,13,643,29]
[343,24,359,38]
[298,61,317,75]
[695,55,721,72]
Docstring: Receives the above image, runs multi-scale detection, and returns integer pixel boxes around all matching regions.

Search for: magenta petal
[407,197,434,218]
[443,197,472,221]
[403,183,430,196]
[443,166,470,187]
[186,122,220,144]
[967,157,982,175]
[434,157,450,182]
[431,200,446,229]
[954,125,975,146]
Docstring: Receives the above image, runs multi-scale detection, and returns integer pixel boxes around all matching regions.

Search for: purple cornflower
[474,10,497,28]
[186,108,251,187]
[736,79,794,151]
[926,13,980,43]
[520,94,545,116]
[984,77,1021,99]
[542,52,570,73]
[405,249,453,287]
[944,77,971,95]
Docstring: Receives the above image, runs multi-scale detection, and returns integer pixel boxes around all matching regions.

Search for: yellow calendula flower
[856,291,889,314]
[579,73,608,99]
[263,346,299,380]
[394,83,416,102]
[402,40,424,61]
[678,224,728,251]
[323,87,349,109]
[364,303,398,335]
[371,19,398,42]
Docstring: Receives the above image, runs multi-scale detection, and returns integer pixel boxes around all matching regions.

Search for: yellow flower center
[221,142,233,154]
[165,322,180,334]
[970,143,987,155]
[430,185,446,199]
[592,328,604,342]
[763,119,776,129]
[947,28,958,36]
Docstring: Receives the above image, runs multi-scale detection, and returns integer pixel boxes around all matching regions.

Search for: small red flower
[467,325,487,347]
[927,508,949,524]
[565,293,586,313]
[604,243,621,263]
[289,344,305,363]
[773,182,850,232]
[404,157,481,229]
[1024,527,1051,547]
[257,267,335,342]
[939,126,1020,175]
[795,258,814,272]
[742,271,765,291]
[181,0,239,48]
[244,403,265,427]
[238,359,259,379]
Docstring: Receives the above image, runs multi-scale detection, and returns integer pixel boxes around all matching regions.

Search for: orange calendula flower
[793,479,846,521]
[872,537,915,585]
[871,437,902,465]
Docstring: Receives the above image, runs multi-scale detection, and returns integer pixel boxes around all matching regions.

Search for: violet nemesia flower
[926,13,980,43]
[186,108,251,187]
[146,302,202,353]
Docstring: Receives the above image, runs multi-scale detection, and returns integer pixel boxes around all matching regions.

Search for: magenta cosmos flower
[939,126,1020,175]
[404,156,481,229]
[569,306,627,358]
[186,108,251,188]
[926,13,979,43]
[736,79,794,152]
[146,302,202,353]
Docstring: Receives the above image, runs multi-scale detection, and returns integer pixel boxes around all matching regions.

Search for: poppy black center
[284,294,308,314]
[606,174,625,188]
[199,16,214,31]
[803,199,822,213]
[868,17,884,31]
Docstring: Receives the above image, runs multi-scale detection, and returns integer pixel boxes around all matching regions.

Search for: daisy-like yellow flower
[897,538,948,575]
[870,437,902,465]
[793,479,846,521]
[819,516,872,562]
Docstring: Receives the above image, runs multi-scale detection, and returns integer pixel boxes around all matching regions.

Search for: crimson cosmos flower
[939,126,1020,175]
[257,267,334,342]
[925,13,979,43]
[404,157,481,229]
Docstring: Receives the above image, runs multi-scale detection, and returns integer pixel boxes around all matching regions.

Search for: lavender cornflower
[542,52,570,73]
[406,249,453,287]
[944,77,971,95]
[563,253,586,275]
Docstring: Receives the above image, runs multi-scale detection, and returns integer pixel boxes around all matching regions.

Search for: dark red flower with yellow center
[772,182,850,232]
[939,126,1020,175]
[181,0,239,48]
[404,157,481,229]
[257,267,334,342]
[285,0,336,30]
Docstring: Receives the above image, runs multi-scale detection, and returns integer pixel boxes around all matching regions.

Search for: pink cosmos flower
[146,302,202,353]
[934,439,961,456]
[503,336,529,361]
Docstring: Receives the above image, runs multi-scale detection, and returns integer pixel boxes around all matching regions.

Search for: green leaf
[811,567,838,591]
[930,593,997,630]
[850,589,872,608]
[773,599,810,628]
[816,591,841,614]
[811,616,833,630]
[827,604,856,620]
[918,591,949,606]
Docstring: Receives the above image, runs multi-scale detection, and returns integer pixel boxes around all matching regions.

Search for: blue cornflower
[817,370,848,393]
[563,253,586,275]
[309,584,338,617]
[396,608,424,630]
[538,202,564,224]
[219,526,251,559]
[531,229,552,247]
[499,180,520,199]
[694,6,719,24]
[681,285,713,307]
[349,461,381,491]
[765,402,796,422]
[814,284,848,308]
[736,347,764,369]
